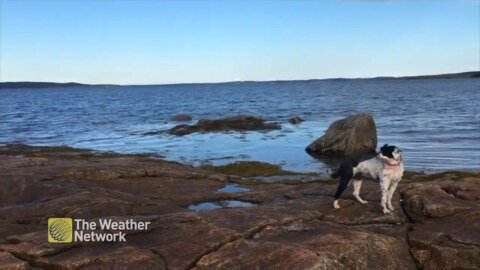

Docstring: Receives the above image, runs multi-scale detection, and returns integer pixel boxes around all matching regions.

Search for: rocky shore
[0,144,479,269]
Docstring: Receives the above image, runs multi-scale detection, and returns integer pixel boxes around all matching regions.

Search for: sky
[0,0,479,84]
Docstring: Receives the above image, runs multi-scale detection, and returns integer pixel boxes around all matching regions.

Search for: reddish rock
[401,179,480,269]
[196,220,416,270]
[0,144,478,269]
[35,246,166,269]
[0,251,28,270]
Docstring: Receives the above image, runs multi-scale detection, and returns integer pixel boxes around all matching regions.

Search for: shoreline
[0,143,479,268]
[2,142,478,176]
[2,80,479,173]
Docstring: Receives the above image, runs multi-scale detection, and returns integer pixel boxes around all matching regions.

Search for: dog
[330,144,404,214]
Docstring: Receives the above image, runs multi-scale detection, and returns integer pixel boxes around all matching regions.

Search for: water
[1,78,479,172]
[187,200,257,211]
[217,185,250,193]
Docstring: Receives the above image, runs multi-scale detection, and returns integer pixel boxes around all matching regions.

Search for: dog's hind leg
[333,179,350,209]
[352,180,368,204]
[333,167,353,209]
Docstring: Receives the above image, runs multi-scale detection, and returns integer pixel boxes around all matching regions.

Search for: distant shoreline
[1,71,479,89]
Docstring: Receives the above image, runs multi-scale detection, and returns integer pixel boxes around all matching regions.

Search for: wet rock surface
[169,115,281,136]
[0,144,479,269]
[200,161,296,178]
[306,113,377,157]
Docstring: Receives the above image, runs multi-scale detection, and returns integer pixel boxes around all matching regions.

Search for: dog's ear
[380,144,388,152]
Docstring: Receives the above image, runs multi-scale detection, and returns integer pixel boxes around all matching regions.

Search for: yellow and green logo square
[48,218,73,243]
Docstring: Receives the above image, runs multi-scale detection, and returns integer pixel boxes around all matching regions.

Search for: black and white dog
[331,144,404,214]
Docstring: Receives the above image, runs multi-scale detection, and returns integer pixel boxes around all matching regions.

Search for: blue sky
[0,0,478,84]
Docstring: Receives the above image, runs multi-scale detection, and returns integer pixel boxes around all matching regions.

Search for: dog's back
[330,153,377,179]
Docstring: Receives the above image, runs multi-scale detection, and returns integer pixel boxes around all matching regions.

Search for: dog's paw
[333,200,340,209]
[360,200,369,205]
[383,208,391,214]
[387,204,395,211]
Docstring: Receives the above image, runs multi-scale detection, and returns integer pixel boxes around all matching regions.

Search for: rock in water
[169,115,281,136]
[305,113,377,156]
[170,114,192,122]
[289,116,304,124]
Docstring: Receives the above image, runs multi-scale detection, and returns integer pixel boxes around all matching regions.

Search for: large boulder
[306,113,377,157]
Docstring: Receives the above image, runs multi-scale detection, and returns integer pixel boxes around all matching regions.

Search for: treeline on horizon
[1,71,479,89]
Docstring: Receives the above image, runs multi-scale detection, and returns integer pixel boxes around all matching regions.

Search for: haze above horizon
[0,0,478,85]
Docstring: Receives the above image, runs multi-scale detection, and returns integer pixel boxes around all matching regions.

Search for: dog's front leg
[380,176,391,214]
[387,180,399,211]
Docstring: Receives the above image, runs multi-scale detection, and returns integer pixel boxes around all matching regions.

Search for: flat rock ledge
[169,115,281,136]
[0,144,479,269]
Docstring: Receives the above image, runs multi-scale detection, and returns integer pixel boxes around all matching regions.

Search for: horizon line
[1,70,479,87]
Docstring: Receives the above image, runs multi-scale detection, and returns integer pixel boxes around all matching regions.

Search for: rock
[0,251,27,269]
[251,174,322,184]
[289,116,304,124]
[401,179,480,269]
[169,114,192,122]
[306,113,377,157]
[196,220,416,270]
[169,115,281,136]
[35,246,166,269]
[401,181,477,221]
[200,161,293,178]
[0,144,478,269]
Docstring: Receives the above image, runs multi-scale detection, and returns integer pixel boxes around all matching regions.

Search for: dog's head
[380,144,402,161]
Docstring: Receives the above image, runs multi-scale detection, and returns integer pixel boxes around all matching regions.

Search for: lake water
[1,78,479,173]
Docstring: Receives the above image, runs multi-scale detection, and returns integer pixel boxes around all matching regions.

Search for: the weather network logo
[48,218,73,243]
[47,217,151,244]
